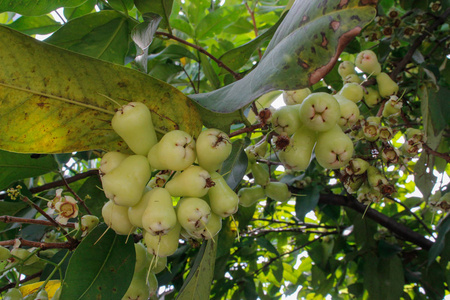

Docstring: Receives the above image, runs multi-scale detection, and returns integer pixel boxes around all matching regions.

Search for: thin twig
[0,238,76,250]
[422,143,450,163]
[229,123,264,138]
[0,215,76,228]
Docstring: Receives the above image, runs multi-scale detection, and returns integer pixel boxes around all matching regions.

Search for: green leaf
[0,25,202,154]
[60,223,135,300]
[134,0,174,29]
[75,176,108,219]
[221,139,249,190]
[257,237,280,256]
[40,250,72,280]
[191,0,377,113]
[107,0,134,13]
[200,53,221,90]
[132,13,162,72]
[295,185,320,222]
[177,239,217,300]
[44,11,133,65]
[0,0,87,16]
[64,0,96,20]
[195,5,242,40]
[5,15,61,35]
[429,215,450,265]
[0,151,58,190]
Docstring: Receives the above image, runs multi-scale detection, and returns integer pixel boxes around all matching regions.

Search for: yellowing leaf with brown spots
[0,26,202,154]
[190,0,377,113]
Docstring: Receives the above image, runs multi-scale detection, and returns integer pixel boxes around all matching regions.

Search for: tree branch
[0,238,76,250]
[422,143,450,163]
[0,215,76,228]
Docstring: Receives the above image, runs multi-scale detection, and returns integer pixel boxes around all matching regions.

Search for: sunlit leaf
[0,0,87,16]
[135,0,174,29]
[5,15,61,35]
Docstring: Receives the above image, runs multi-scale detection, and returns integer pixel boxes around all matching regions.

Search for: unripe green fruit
[121,268,150,300]
[363,87,382,107]
[250,163,270,187]
[315,125,354,169]
[148,254,167,274]
[346,158,370,175]
[264,182,291,202]
[278,126,316,171]
[144,223,181,257]
[10,248,39,265]
[148,272,158,297]
[176,197,211,232]
[111,102,157,156]
[272,105,302,136]
[405,128,424,142]
[128,190,152,228]
[80,215,99,236]
[0,245,11,261]
[338,83,364,103]
[343,74,362,84]
[142,188,177,236]
[334,95,360,129]
[282,88,311,105]
[238,185,266,207]
[165,166,213,197]
[355,50,381,75]
[99,151,129,175]
[102,200,136,235]
[3,288,23,300]
[34,289,48,300]
[367,166,389,192]
[362,123,379,142]
[356,183,382,204]
[378,126,393,141]
[148,130,196,171]
[299,92,341,132]
[101,155,151,207]
[382,96,402,117]
[189,213,222,240]
[342,174,365,194]
[134,243,150,274]
[376,72,399,97]
[208,172,239,217]
[196,128,232,173]
[338,61,356,79]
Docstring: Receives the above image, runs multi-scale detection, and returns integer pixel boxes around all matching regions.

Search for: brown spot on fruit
[330,21,340,31]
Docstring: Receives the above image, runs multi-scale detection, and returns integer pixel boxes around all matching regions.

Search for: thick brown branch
[155,31,242,80]
[0,238,76,250]
[229,123,264,138]
[422,143,450,163]
[0,215,76,228]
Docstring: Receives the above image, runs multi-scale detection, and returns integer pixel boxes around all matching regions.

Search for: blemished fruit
[196,128,232,173]
[188,212,222,240]
[338,83,364,103]
[111,102,157,156]
[128,189,152,228]
[315,125,354,169]
[165,166,213,197]
[376,72,399,97]
[101,155,151,207]
[264,182,291,202]
[338,61,356,79]
[102,200,136,235]
[176,197,211,232]
[250,163,270,187]
[382,96,402,117]
[0,245,11,261]
[278,126,316,171]
[148,254,167,274]
[272,105,302,136]
[144,223,181,257]
[334,95,360,129]
[283,88,312,105]
[80,215,99,236]
[299,92,341,132]
[99,151,129,175]
[363,87,382,107]
[208,172,239,217]
[238,185,266,207]
[141,188,177,236]
[10,248,39,265]
[148,130,196,171]
[343,74,362,84]
[3,288,23,300]
[355,50,381,75]
[346,158,370,175]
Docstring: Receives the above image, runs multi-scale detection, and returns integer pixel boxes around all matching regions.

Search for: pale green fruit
[0,245,11,261]
[99,151,129,175]
[405,128,424,142]
[10,248,39,265]
[376,72,399,97]
[34,289,48,300]
[355,50,381,75]
[80,215,99,236]
[264,182,291,202]
[363,87,382,107]
[176,197,211,232]
[134,243,150,274]
[121,268,150,300]
[51,287,61,300]
[142,188,177,236]
[367,166,389,192]
[148,130,196,171]
[144,223,181,257]
[147,170,171,188]
[382,96,402,117]
[299,92,341,132]
[250,163,270,187]
[148,272,158,297]
[128,190,152,228]
[189,213,222,240]
[345,158,370,175]
[338,61,356,79]
[343,74,362,84]
[357,183,382,204]
[112,102,157,156]
[147,254,167,274]
[272,105,302,136]
[3,288,23,300]
[278,126,316,171]
[282,88,311,105]
[238,185,266,207]
[196,128,232,173]
[165,166,213,197]
[208,172,239,217]
[338,83,364,103]
[334,95,360,128]
[244,145,258,165]
[102,200,136,235]
[315,125,354,169]
[101,155,151,207]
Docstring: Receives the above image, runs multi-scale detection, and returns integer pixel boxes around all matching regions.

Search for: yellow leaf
[19,280,61,298]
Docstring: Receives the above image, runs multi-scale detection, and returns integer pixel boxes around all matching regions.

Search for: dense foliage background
[0,0,449,299]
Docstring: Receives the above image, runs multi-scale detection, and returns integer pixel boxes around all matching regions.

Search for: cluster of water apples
[99,101,239,299]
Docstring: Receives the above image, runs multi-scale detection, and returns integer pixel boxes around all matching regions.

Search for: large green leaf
[0,151,58,190]
[190,0,377,113]
[5,15,61,35]
[0,25,202,154]
[177,239,217,299]
[45,10,134,65]
[60,223,135,300]
[0,0,87,16]
[134,0,174,29]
